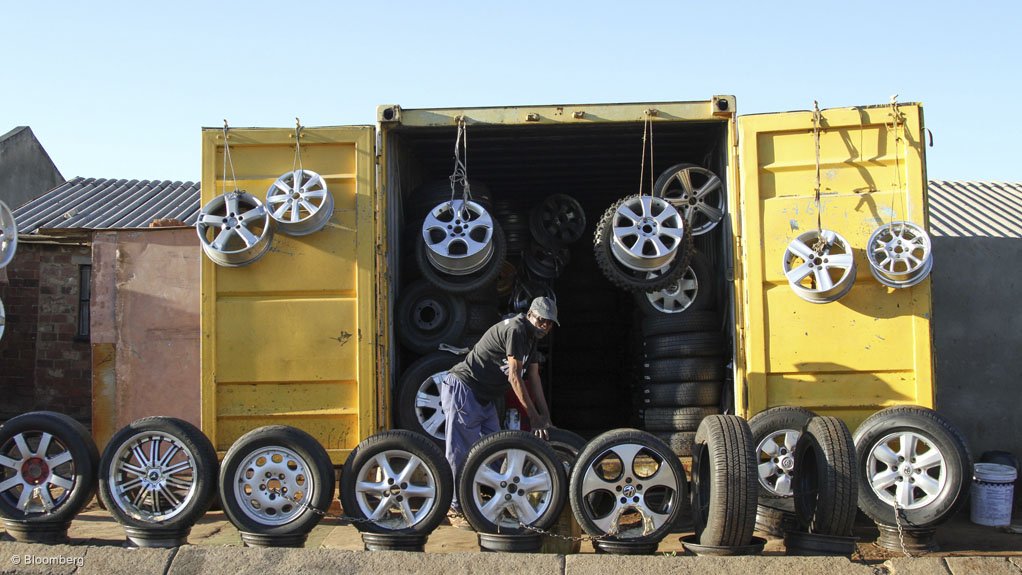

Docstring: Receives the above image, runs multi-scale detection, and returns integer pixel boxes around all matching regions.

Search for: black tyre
[98,417,218,532]
[466,303,500,333]
[396,352,464,445]
[639,382,722,408]
[592,195,694,293]
[218,426,334,537]
[642,407,720,432]
[340,430,453,534]
[0,411,99,523]
[546,429,587,474]
[530,194,587,248]
[643,357,725,383]
[792,416,857,536]
[459,431,567,534]
[634,251,716,315]
[748,406,816,503]
[396,280,468,354]
[653,432,697,457]
[691,415,757,547]
[853,406,972,528]
[641,311,719,337]
[569,428,687,543]
[643,332,724,359]
[417,221,507,294]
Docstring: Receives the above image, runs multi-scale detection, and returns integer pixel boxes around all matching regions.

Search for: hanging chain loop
[637,110,656,197]
[221,120,241,195]
[812,101,824,238]
[449,117,472,208]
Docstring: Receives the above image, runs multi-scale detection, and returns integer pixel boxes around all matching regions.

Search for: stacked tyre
[635,252,725,454]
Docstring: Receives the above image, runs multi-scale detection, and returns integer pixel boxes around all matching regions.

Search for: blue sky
[3,1,1019,183]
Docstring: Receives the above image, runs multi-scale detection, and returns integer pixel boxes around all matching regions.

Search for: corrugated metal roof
[13,177,200,234]
[927,180,1022,238]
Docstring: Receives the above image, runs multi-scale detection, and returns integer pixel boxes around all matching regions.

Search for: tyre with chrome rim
[749,407,816,502]
[0,200,17,269]
[459,431,567,534]
[219,425,333,546]
[196,191,275,267]
[265,170,334,236]
[853,406,972,528]
[339,430,452,534]
[98,417,218,547]
[0,411,99,541]
[396,352,464,445]
[569,428,687,544]
[635,251,715,315]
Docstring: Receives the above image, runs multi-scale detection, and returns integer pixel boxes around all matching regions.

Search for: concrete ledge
[565,554,881,574]
[885,557,952,575]
[944,557,1022,575]
[0,541,173,575]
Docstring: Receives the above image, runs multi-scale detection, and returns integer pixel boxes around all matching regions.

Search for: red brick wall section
[0,243,92,426]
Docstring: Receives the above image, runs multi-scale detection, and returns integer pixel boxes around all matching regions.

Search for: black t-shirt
[448,314,538,403]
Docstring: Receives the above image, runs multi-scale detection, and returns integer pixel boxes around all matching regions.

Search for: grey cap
[528,296,560,326]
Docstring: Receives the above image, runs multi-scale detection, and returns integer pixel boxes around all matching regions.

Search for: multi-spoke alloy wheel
[866,221,933,288]
[460,431,567,534]
[98,417,217,543]
[865,431,947,510]
[609,195,686,272]
[421,200,496,275]
[748,406,816,504]
[265,170,334,236]
[530,194,587,248]
[0,411,98,527]
[653,164,725,236]
[0,297,6,342]
[196,191,275,267]
[340,430,452,534]
[782,229,856,303]
[569,429,686,543]
[0,200,17,269]
[397,352,463,445]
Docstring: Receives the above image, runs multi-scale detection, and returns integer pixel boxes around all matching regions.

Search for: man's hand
[531,414,551,440]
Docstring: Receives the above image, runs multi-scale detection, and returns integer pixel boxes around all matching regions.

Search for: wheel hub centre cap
[779,457,794,471]
[902,465,914,477]
[226,217,238,228]
[147,469,162,482]
[21,457,49,485]
[622,484,636,498]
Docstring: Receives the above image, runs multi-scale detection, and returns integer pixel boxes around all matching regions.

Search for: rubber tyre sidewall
[691,415,757,547]
[792,416,857,536]
[396,280,468,354]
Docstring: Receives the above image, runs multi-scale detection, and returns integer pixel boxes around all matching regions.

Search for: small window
[77,264,91,340]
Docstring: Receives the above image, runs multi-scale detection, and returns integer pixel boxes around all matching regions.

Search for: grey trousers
[440,372,500,511]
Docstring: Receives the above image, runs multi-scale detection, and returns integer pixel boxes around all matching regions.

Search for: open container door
[735,102,932,430]
[200,126,378,464]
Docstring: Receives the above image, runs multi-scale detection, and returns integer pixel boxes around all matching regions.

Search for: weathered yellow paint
[200,126,377,464]
[736,103,933,426]
[90,343,116,450]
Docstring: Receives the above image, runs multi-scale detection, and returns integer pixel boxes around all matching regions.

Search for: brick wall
[0,242,92,426]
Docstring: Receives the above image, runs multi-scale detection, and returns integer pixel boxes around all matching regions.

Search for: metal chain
[265,487,388,527]
[892,501,913,558]
[449,117,472,206]
[812,101,824,237]
[514,519,612,543]
[221,120,241,194]
[637,111,655,197]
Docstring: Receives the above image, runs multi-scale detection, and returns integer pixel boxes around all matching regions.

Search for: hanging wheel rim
[470,448,555,530]
[644,263,698,313]
[421,200,495,274]
[867,221,933,288]
[232,445,313,526]
[107,431,198,522]
[610,196,685,271]
[0,431,77,514]
[265,170,334,236]
[354,448,439,530]
[755,429,800,497]
[0,200,17,269]
[535,194,586,245]
[865,430,947,511]
[654,165,725,235]
[782,229,857,303]
[196,191,274,267]
[577,442,681,539]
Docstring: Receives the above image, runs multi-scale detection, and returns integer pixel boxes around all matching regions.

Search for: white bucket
[971,463,1017,526]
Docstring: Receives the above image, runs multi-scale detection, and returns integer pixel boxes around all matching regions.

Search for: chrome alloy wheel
[353,449,439,530]
[232,446,312,526]
[653,164,725,235]
[756,429,800,497]
[866,431,947,510]
[866,221,933,288]
[106,431,196,522]
[0,297,5,342]
[609,196,685,272]
[0,432,76,514]
[644,264,698,313]
[414,372,446,441]
[469,448,555,529]
[421,200,495,275]
[782,229,856,303]
[576,443,681,538]
[196,191,274,267]
[0,200,16,269]
[265,170,334,236]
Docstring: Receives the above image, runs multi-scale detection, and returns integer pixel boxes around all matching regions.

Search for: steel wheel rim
[108,431,197,522]
[0,431,77,514]
[644,263,697,313]
[411,297,448,333]
[265,170,333,236]
[196,191,274,267]
[415,372,446,441]
[782,230,857,303]
[654,165,725,235]
[866,431,947,511]
[421,200,495,274]
[354,449,438,530]
[470,448,555,529]
[534,194,586,244]
[232,445,312,526]
[867,222,932,288]
[610,196,685,271]
[578,442,680,538]
[756,429,800,497]
[0,200,16,269]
